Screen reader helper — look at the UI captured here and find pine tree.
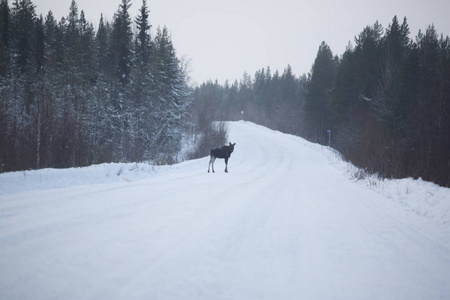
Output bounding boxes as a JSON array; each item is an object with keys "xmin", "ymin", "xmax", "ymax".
[
  {"xmin": 0, "ymin": 0, "xmax": 11, "ymax": 172},
  {"xmin": 279, "ymin": 65, "xmax": 301, "ymax": 133},
  {"xmin": 384, "ymin": 16, "xmax": 410, "ymax": 63},
  {"xmin": 304, "ymin": 41, "xmax": 337, "ymax": 143},
  {"xmin": 89, "ymin": 13, "xmax": 115, "ymax": 164},
  {"xmin": 355, "ymin": 21, "xmax": 383, "ymax": 100},
  {"xmin": 135, "ymin": 0, "xmax": 151, "ymax": 65},
  {"xmin": 412, "ymin": 25, "xmax": 444, "ymax": 182},
  {"xmin": 6, "ymin": 0, "xmax": 38, "ymax": 170},
  {"xmin": 110, "ymin": 0, "xmax": 132, "ymax": 86},
  {"xmin": 376, "ymin": 16, "xmax": 411, "ymax": 126},
  {"xmin": 130, "ymin": 0, "xmax": 153, "ymax": 161},
  {"xmin": 11, "ymin": 0, "xmax": 36, "ymax": 74},
  {"xmin": 106, "ymin": 0, "xmax": 134, "ymax": 160},
  {"xmin": 0, "ymin": 0, "xmax": 10, "ymax": 77},
  {"xmin": 96, "ymin": 14, "xmax": 110, "ymax": 76},
  {"xmin": 153, "ymin": 26, "xmax": 190, "ymax": 158},
  {"xmin": 66, "ymin": 0, "xmax": 79, "ymax": 46},
  {"xmin": 33, "ymin": 10, "xmax": 61, "ymax": 169}
]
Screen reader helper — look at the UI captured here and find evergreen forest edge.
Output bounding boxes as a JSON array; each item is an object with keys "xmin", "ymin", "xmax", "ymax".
[
  {"xmin": 1, "ymin": 1, "xmax": 449, "ymax": 188},
  {"xmin": 192, "ymin": 16, "xmax": 450, "ymax": 188}
]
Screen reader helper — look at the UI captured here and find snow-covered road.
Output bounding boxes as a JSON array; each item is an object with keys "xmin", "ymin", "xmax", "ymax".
[{"xmin": 1, "ymin": 121, "xmax": 450, "ymax": 299}]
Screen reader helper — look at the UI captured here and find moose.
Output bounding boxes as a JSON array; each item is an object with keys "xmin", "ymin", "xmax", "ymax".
[{"xmin": 208, "ymin": 142, "xmax": 236, "ymax": 173}]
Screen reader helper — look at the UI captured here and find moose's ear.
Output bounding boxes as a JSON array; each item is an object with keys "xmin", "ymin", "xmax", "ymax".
[{"xmin": 233, "ymin": 143, "xmax": 236, "ymax": 146}]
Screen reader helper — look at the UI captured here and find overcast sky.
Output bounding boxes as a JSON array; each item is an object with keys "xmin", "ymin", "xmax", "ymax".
[{"xmin": 29, "ymin": 0, "xmax": 450, "ymax": 85}]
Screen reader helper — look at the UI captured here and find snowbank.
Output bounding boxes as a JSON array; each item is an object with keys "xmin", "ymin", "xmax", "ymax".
[{"xmin": 0, "ymin": 162, "xmax": 171, "ymax": 195}]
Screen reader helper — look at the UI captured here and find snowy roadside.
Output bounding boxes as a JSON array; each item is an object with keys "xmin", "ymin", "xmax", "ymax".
[
  {"xmin": 251, "ymin": 125, "xmax": 450, "ymax": 226},
  {"xmin": 0, "ymin": 132, "xmax": 199, "ymax": 196},
  {"xmin": 357, "ymin": 174, "xmax": 450, "ymax": 225},
  {"xmin": 320, "ymin": 145, "xmax": 450, "ymax": 225},
  {"xmin": 0, "ymin": 162, "xmax": 176, "ymax": 196}
]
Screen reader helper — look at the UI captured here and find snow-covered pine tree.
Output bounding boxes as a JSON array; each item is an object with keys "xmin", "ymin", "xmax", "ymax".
[
  {"xmin": 129, "ymin": 0, "xmax": 154, "ymax": 161},
  {"xmin": 6, "ymin": 0, "xmax": 38, "ymax": 170},
  {"xmin": 87, "ymin": 14, "xmax": 116, "ymax": 164},
  {"xmin": 35, "ymin": 11, "xmax": 61, "ymax": 169},
  {"xmin": 135, "ymin": 0, "xmax": 151, "ymax": 66},
  {"xmin": 108, "ymin": 0, "xmax": 134, "ymax": 161},
  {"xmin": 152, "ymin": 26, "xmax": 190, "ymax": 160}
]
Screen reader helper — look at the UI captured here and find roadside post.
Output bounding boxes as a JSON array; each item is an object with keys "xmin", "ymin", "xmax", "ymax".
[{"xmin": 327, "ymin": 129, "xmax": 331, "ymax": 147}]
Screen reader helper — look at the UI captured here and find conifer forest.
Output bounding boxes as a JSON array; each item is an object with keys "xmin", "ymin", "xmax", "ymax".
[
  {"xmin": 192, "ymin": 17, "xmax": 450, "ymax": 187},
  {"xmin": 1, "ymin": 1, "xmax": 449, "ymax": 187},
  {"xmin": 0, "ymin": 0, "xmax": 190, "ymax": 171}
]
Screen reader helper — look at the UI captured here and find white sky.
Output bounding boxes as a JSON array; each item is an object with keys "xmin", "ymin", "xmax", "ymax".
[{"xmin": 28, "ymin": 0, "xmax": 450, "ymax": 85}]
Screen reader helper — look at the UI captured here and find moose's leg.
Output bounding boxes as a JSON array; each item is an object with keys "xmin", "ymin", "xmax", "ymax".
[
  {"xmin": 224, "ymin": 157, "xmax": 229, "ymax": 173},
  {"xmin": 208, "ymin": 155, "xmax": 216, "ymax": 173}
]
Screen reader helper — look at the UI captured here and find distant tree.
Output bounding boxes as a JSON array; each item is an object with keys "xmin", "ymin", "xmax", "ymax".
[
  {"xmin": 304, "ymin": 41, "xmax": 337, "ymax": 143},
  {"xmin": 278, "ymin": 65, "xmax": 304, "ymax": 134}
]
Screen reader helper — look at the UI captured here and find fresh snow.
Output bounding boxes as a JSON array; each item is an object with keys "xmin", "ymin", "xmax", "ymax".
[{"xmin": 1, "ymin": 121, "xmax": 450, "ymax": 300}]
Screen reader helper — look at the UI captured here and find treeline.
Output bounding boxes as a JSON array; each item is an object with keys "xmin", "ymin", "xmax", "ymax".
[
  {"xmin": 188, "ymin": 66, "xmax": 307, "ymax": 159},
  {"xmin": 0, "ymin": 0, "xmax": 190, "ymax": 172},
  {"xmin": 193, "ymin": 16, "xmax": 450, "ymax": 187},
  {"xmin": 191, "ymin": 66, "xmax": 307, "ymax": 137}
]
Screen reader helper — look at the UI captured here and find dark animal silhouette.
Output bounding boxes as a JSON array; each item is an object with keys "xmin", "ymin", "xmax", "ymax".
[{"xmin": 208, "ymin": 142, "xmax": 236, "ymax": 173}]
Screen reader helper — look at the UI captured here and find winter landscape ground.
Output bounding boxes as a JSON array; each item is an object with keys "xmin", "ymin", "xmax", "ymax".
[{"xmin": 1, "ymin": 121, "xmax": 450, "ymax": 300}]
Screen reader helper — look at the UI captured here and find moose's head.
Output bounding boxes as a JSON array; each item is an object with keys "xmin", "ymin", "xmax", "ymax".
[{"xmin": 229, "ymin": 142, "xmax": 236, "ymax": 153}]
